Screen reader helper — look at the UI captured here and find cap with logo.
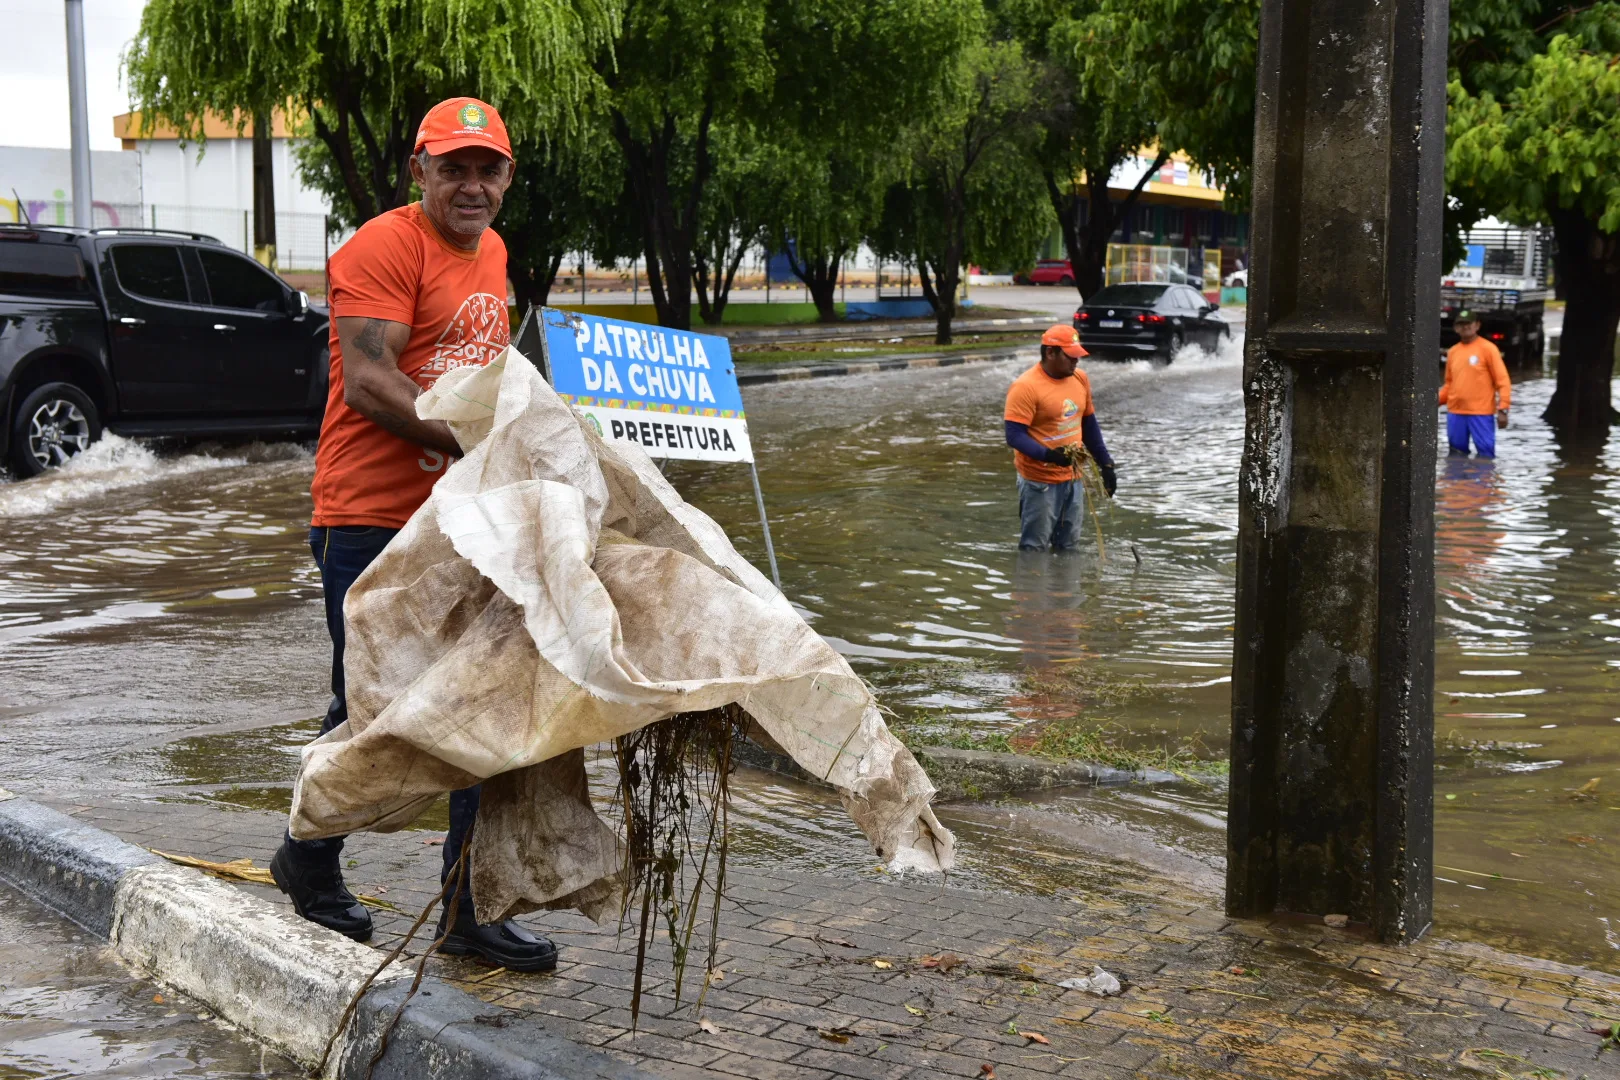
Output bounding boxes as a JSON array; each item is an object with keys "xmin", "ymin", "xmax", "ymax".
[
  {"xmin": 415, "ymin": 97, "xmax": 512, "ymax": 160},
  {"xmin": 1041, "ymin": 323, "xmax": 1089, "ymax": 358},
  {"xmin": 1454, "ymin": 309, "xmax": 1477, "ymax": 324}
]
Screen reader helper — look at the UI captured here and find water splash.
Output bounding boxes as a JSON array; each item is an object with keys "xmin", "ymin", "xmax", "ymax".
[{"xmin": 0, "ymin": 435, "xmax": 310, "ymax": 518}]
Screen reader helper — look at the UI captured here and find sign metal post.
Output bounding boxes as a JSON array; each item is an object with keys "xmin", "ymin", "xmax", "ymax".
[{"xmin": 512, "ymin": 305, "xmax": 784, "ymax": 592}]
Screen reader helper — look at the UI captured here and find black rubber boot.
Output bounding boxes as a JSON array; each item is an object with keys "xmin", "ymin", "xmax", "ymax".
[
  {"xmin": 437, "ymin": 901, "xmax": 558, "ymax": 972},
  {"xmin": 269, "ymin": 841, "xmax": 373, "ymax": 942}
]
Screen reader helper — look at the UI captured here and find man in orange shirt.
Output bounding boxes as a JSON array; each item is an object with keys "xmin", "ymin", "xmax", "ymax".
[
  {"xmin": 1003, "ymin": 325, "xmax": 1117, "ymax": 550},
  {"xmin": 1440, "ymin": 309, "xmax": 1511, "ymax": 457},
  {"xmin": 270, "ymin": 98, "xmax": 555, "ymax": 972}
]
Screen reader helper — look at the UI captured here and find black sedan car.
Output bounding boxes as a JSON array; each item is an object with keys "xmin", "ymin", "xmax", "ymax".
[{"xmin": 1073, "ymin": 282, "xmax": 1230, "ymax": 360}]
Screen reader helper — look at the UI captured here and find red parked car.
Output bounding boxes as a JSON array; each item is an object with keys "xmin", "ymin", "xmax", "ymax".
[{"xmin": 1023, "ymin": 259, "xmax": 1076, "ymax": 286}]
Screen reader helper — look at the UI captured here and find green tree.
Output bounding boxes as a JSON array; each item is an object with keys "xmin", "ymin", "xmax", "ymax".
[
  {"xmin": 870, "ymin": 38, "xmax": 1052, "ymax": 345},
  {"xmin": 1449, "ymin": 5, "xmax": 1620, "ymax": 433},
  {"xmin": 1001, "ymin": 0, "xmax": 1259, "ymax": 299},
  {"xmin": 598, "ymin": 0, "xmax": 976, "ymax": 330},
  {"xmin": 503, "ymin": 132, "xmax": 632, "ymax": 311},
  {"xmin": 773, "ymin": 143, "xmax": 890, "ymax": 323},
  {"xmin": 125, "ymin": 0, "xmax": 615, "ymax": 222},
  {"xmin": 765, "ymin": 0, "xmax": 979, "ymax": 323},
  {"xmin": 691, "ymin": 124, "xmax": 788, "ymax": 326}
]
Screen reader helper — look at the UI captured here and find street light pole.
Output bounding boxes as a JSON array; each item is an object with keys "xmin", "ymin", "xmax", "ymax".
[
  {"xmin": 1227, "ymin": 0, "xmax": 1447, "ymax": 944},
  {"xmin": 64, "ymin": 0, "xmax": 93, "ymax": 228}
]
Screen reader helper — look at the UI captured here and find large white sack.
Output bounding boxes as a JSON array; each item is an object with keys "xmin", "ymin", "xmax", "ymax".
[{"xmin": 288, "ymin": 346, "xmax": 954, "ymax": 923}]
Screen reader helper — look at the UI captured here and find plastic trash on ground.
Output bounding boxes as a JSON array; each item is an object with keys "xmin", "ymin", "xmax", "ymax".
[
  {"xmin": 287, "ymin": 346, "xmax": 954, "ymax": 923},
  {"xmin": 1058, "ymin": 965, "xmax": 1123, "ymax": 996}
]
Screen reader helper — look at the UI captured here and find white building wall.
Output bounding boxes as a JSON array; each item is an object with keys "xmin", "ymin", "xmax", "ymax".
[
  {"xmin": 131, "ymin": 137, "xmax": 329, "ymax": 215},
  {"xmin": 0, "ymin": 146, "xmax": 143, "ymax": 224}
]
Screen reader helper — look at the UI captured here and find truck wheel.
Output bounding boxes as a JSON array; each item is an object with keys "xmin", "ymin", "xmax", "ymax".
[{"xmin": 8, "ymin": 382, "xmax": 102, "ymax": 477}]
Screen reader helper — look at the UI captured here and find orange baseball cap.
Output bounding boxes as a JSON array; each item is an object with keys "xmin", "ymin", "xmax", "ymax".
[
  {"xmin": 415, "ymin": 97, "xmax": 512, "ymax": 160},
  {"xmin": 1041, "ymin": 323, "xmax": 1088, "ymax": 358}
]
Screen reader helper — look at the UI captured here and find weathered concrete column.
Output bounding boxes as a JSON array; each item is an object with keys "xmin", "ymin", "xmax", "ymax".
[{"xmin": 1228, "ymin": 0, "xmax": 1447, "ymax": 943}]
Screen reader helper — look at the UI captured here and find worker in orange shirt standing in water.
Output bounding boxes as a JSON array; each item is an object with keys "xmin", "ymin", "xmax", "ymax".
[
  {"xmin": 1003, "ymin": 325, "xmax": 1117, "ymax": 550},
  {"xmin": 269, "ymin": 97, "xmax": 556, "ymax": 972},
  {"xmin": 1440, "ymin": 309, "xmax": 1511, "ymax": 457}
]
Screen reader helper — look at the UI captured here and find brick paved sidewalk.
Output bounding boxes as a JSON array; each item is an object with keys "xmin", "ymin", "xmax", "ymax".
[{"xmin": 46, "ymin": 793, "xmax": 1620, "ymax": 1080}]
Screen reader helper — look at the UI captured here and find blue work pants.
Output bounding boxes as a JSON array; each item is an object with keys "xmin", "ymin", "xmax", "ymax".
[{"xmin": 1447, "ymin": 412, "xmax": 1496, "ymax": 457}]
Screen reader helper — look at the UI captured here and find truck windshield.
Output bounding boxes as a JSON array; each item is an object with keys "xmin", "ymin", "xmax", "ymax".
[{"xmin": 0, "ymin": 242, "xmax": 89, "ymax": 297}]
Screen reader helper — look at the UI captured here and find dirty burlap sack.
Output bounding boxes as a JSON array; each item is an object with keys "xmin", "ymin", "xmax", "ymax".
[{"xmin": 288, "ymin": 345, "xmax": 955, "ymax": 924}]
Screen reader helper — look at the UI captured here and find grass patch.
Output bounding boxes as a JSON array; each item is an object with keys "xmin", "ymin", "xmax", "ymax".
[
  {"xmin": 881, "ymin": 658, "xmax": 1229, "ymax": 781},
  {"xmin": 1020, "ymin": 717, "xmax": 1227, "ymax": 780},
  {"xmin": 885, "ymin": 709, "xmax": 1226, "ymax": 781}
]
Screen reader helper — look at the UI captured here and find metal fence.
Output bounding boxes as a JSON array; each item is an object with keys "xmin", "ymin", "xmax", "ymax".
[{"xmin": 143, "ymin": 206, "xmax": 352, "ymax": 271}]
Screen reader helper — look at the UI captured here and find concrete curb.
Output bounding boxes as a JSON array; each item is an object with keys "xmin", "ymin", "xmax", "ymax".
[
  {"xmin": 731, "ymin": 739, "xmax": 1184, "ymax": 801},
  {"xmin": 0, "ymin": 787, "xmax": 653, "ymax": 1080},
  {"xmin": 737, "ymin": 348, "xmax": 1021, "ymax": 386}
]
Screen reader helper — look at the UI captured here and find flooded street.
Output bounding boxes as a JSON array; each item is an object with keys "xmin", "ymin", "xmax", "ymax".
[
  {"xmin": 0, "ymin": 881, "xmax": 296, "ymax": 1077},
  {"xmin": 1, "ymin": 342, "xmax": 1616, "ymax": 971}
]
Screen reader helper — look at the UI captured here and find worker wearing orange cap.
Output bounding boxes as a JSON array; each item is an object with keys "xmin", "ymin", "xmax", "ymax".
[
  {"xmin": 272, "ymin": 98, "xmax": 556, "ymax": 972},
  {"xmin": 1440, "ymin": 309, "xmax": 1511, "ymax": 457},
  {"xmin": 1003, "ymin": 325, "xmax": 1117, "ymax": 551}
]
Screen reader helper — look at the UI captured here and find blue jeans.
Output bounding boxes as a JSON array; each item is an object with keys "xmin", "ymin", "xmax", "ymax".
[
  {"xmin": 284, "ymin": 525, "xmax": 481, "ymax": 900},
  {"xmin": 1017, "ymin": 476, "xmax": 1083, "ymax": 551},
  {"xmin": 1447, "ymin": 412, "xmax": 1496, "ymax": 457}
]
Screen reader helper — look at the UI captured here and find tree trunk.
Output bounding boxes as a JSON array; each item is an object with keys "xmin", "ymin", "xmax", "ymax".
[
  {"xmin": 512, "ymin": 251, "xmax": 564, "ymax": 310},
  {"xmin": 611, "ymin": 105, "xmax": 713, "ymax": 331},
  {"xmin": 307, "ymin": 91, "xmax": 425, "ymax": 224},
  {"xmin": 251, "ymin": 109, "xmax": 276, "ymax": 267},
  {"xmin": 1058, "ymin": 149, "xmax": 1169, "ymax": 300},
  {"xmin": 1543, "ymin": 207, "xmax": 1620, "ymax": 434},
  {"xmin": 1043, "ymin": 170, "xmax": 1085, "ymax": 300},
  {"xmin": 693, "ymin": 230, "xmax": 753, "ymax": 326},
  {"xmin": 786, "ymin": 247, "xmax": 843, "ymax": 322}
]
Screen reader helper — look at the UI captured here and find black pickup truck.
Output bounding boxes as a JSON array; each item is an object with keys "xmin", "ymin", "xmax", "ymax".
[{"xmin": 1, "ymin": 223, "xmax": 329, "ymax": 477}]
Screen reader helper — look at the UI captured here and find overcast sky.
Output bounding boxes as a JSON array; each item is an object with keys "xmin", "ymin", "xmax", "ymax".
[{"xmin": 1, "ymin": 0, "xmax": 148, "ymax": 151}]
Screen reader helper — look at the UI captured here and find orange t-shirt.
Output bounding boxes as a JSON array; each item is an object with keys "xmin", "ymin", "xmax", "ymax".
[
  {"xmin": 311, "ymin": 204, "xmax": 510, "ymax": 528},
  {"xmin": 1439, "ymin": 338, "xmax": 1510, "ymax": 416},
  {"xmin": 1003, "ymin": 363, "xmax": 1095, "ymax": 483}
]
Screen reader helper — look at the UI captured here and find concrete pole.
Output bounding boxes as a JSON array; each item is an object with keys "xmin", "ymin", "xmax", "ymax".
[
  {"xmin": 64, "ymin": 0, "xmax": 93, "ymax": 228},
  {"xmin": 1227, "ymin": 0, "xmax": 1448, "ymax": 943}
]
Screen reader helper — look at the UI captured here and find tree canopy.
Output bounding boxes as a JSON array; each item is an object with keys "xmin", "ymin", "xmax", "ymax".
[
  {"xmin": 1448, "ymin": 1, "xmax": 1620, "ymax": 432},
  {"xmin": 996, "ymin": 0, "xmax": 1258, "ymax": 298},
  {"xmin": 125, "ymin": 0, "xmax": 617, "ymax": 220}
]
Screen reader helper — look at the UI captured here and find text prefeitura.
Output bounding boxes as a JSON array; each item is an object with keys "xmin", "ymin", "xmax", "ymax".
[{"xmin": 574, "ymin": 321, "xmax": 719, "ymax": 404}]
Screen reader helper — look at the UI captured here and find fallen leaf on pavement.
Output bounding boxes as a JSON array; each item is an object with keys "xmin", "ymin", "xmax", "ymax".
[
  {"xmin": 818, "ymin": 1027, "xmax": 855, "ymax": 1044},
  {"xmin": 1022, "ymin": 1031, "xmax": 1050, "ymax": 1045},
  {"xmin": 873, "ymin": 960, "xmax": 893, "ymax": 970},
  {"xmin": 904, "ymin": 1004, "xmax": 926, "ymax": 1016},
  {"xmin": 979, "ymin": 1065, "xmax": 997, "ymax": 1078},
  {"xmin": 920, "ymin": 953, "xmax": 961, "ymax": 972},
  {"xmin": 699, "ymin": 1019, "xmax": 719, "ymax": 1035}
]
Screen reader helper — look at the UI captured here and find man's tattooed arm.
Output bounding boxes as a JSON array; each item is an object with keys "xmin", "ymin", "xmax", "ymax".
[{"xmin": 335, "ymin": 316, "xmax": 461, "ymax": 454}]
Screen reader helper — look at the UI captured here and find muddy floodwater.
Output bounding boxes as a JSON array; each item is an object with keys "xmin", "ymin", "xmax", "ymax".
[
  {"xmin": 0, "ymin": 881, "xmax": 296, "ymax": 1077},
  {"xmin": 1, "ymin": 345, "xmax": 1616, "ymax": 973}
]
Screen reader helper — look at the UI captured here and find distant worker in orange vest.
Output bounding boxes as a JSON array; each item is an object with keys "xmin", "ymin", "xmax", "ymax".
[
  {"xmin": 1439, "ymin": 309, "xmax": 1511, "ymax": 457},
  {"xmin": 1003, "ymin": 325, "xmax": 1117, "ymax": 551}
]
